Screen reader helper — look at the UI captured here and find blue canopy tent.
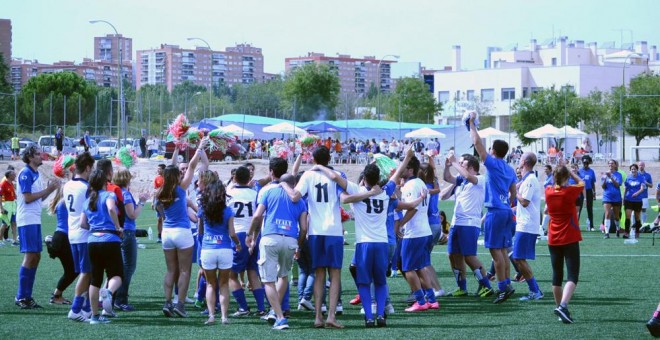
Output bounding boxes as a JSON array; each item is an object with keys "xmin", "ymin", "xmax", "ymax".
[{"xmin": 304, "ymin": 122, "xmax": 347, "ymax": 133}]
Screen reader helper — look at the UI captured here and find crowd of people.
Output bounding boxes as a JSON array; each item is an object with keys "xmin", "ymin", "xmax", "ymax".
[{"xmin": 3, "ymin": 115, "xmax": 659, "ymax": 334}]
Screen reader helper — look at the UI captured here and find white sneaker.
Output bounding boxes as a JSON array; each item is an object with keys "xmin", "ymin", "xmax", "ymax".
[
  {"xmin": 100, "ymin": 289, "xmax": 113, "ymax": 315},
  {"xmin": 101, "ymin": 309, "xmax": 117, "ymax": 318},
  {"xmin": 172, "ymin": 295, "xmax": 178, "ymax": 304},
  {"xmin": 434, "ymin": 289, "xmax": 446, "ymax": 298},
  {"xmin": 385, "ymin": 303, "xmax": 395, "ymax": 315},
  {"xmin": 67, "ymin": 309, "xmax": 89, "ymax": 322},
  {"xmin": 82, "ymin": 310, "xmax": 92, "ymax": 320},
  {"xmin": 185, "ymin": 297, "xmax": 194, "ymax": 304},
  {"xmin": 299, "ymin": 298, "xmax": 313, "ymax": 311}
]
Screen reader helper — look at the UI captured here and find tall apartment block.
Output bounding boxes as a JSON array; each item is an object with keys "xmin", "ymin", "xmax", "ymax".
[
  {"xmin": 0, "ymin": 19, "xmax": 12, "ymax": 71},
  {"xmin": 284, "ymin": 53, "xmax": 397, "ymax": 95},
  {"xmin": 94, "ymin": 34, "xmax": 132, "ymax": 63},
  {"xmin": 136, "ymin": 43, "xmax": 265, "ymax": 92}
]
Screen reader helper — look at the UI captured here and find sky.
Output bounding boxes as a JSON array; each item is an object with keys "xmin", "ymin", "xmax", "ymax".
[{"xmin": 4, "ymin": 0, "xmax": 659, "ymax": 74}]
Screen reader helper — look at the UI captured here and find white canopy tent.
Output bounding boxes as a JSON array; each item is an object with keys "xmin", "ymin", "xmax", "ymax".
[
  {"xmin": 524, "ymin": 124, "xmax": 562, "ymax": 139},
  {"xmin": 556, "ymin": 125, "xmax": 587, "ymax": 138},
  {"xmin": 404, "ymin": 127, "xmax": 447, "ymax": 139},
  {"xmin": 262, "ymin": 122, "xmax": 304, "ymax": 135},
  {"xmin": 219, "ymin": 124, "xmax": 254, "ymax": 138},
  {"xmin": 478, "ymin": 127, "xmax": 508, "ymax": 138}
]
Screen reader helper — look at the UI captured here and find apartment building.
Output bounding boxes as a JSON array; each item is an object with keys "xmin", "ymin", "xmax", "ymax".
[
  {"xmin": 284, "ymin": 53, "xmax": 397, "ymax": 95},
  {"xmin": 10, "ymin": 58, "xmax": 133, "ymax": 91},
  {"xmin": 0, "ymin": 19, "xmax": 11, "ymax": 67},
  {"xmin": 94, "ymin": 34, "xmax": 132, "ymax": 63},
  {"xmin": 434, "ymin": 37, "xmax": 659, "ymax": 130},
  {"xmin": 136, "ymin": 43, "xmax": 265, "ymax": 92}
]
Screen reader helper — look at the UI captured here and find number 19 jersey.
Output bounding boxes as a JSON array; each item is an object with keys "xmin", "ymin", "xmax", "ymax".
[
  {"xmin": 63, "ymin": 178, "xmax": 90, "ymax": 244},
  {"xmin": 227, "ymin": 185, "xmax": 257, "ymax": 233},
  {"xmin": 295, "ymin": 169, "xmax": 345, "ymax": 236},
  {"xmin": 346, "ymin": 180, "xmax": 396, "ymax": 243}
]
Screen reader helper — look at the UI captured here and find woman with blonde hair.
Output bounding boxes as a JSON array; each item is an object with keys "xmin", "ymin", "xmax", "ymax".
[{"xmin": 113, "ymin": 169, "xmax": 149, "ymax": 311}]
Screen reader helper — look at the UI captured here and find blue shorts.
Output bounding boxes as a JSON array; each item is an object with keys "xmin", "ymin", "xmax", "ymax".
[
  {"xmin": 309, "ymin": 235, "xmax": 343, "ymax": 270},
  {"xmin": 232, "ymin": 232, "xmax": 259, "ymax": 272},
  {"xmin": 401, "ymin": 236, "xmax": 431, "ymax": 272},
  {"xmin": 512, "ymin": 231, "xmax": 537, "ymax": 260},
  {"xmin": 354, "ymin": 242, "xmax": 388, "ymax": 286},
  {"xmin": 18, "ymin": 224, "xmax": 42, "ymax": 253},
  {"xmin": 447, "ymin": 225, "xmax": 480, "ymax": 256},
  {"xmin": 71, "ymin": 243, "xmax": 91, "ymax": 273},
  {"xmin": 484, "ymin": 209, "xmax": 514, "ymax": 249}
]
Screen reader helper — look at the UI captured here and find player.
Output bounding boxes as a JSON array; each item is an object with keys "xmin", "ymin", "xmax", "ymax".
[{"xmin": 601, "ymin": 160, "xmax": 623, "ymax": 238}]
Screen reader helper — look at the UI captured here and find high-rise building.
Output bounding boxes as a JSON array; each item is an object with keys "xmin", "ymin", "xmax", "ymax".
[
  {"xmin": 94, "ymin": 34, "xmax": 132, "ymax": 63},
  {"xmin": 284, "ymin": 53, "xmax": 397, "ymax": 95},
  {"xmin": 0, "ymin": 19, "xmax": 11, "ymax": 70},
  {"xmin": 136, "ymin": 43, "xmax": 265, "ymax": 92}
]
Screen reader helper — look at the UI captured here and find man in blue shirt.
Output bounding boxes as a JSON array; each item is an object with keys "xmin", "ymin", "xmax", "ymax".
[
  {"xmin": 248, "ymin": 158, "xmax": 308, "ymax": 330},
  {"xmin": 467, "ymin": 112, "xmax": 517, "ymax": 304},
  {"xmin": 579, "ymin": 157, "xmax": 596, "ymax": 231}
]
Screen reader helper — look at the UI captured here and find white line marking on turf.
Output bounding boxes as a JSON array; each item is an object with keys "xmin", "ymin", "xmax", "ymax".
[{"xmin": 342, "ymin": 247, "xmax": 660, "ymax": 257}]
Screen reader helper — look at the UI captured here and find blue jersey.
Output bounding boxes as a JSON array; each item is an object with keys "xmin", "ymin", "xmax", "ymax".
[
  {"xmin": 55, "ymin": 201, "xmax": 68, "ymax": 234},
  {"xmin": 601, "ymin": 171, "xmax": 623, "ymax": 203},
  {"xmin": 483, "ymin": 155, "xmax": 516, "ymax": 210},
  {"xmin": 122, "ymin": 188, "xmax": 137, "ymax": 231},
  {"xmin": 386, "ymin": 197, "xmax": 398, "ymax": 245},
  {"xmin": 426, "ymin": 182, "xmax": 440, "ymax": 225},
  {"xmin": 543, "ymin": 175, "xmax": 554, "ymax": 188},
  {"xmin": 639, "ymin": 172, "xmax": 652, "ymax": 199},
  {"xmin": 258, "ymin": 186, "xmax": 307, "ymax": 238},
  {"xmin": 578, "ymin": 168, "xmax": 596, "ymax": 190},
  {"xmin": 162, "ymin": 186, "xmax": 189, "ymax": 229},
  {"xmin": 624, "ymin": 174, "xmax": 643, "ymax": 202},
  {"xmin": 84, "ymin": 190, "xmax": 121, "ymax": 243},
  {"xmin": 200, "ymin": 206, "xmax": 234, "ymax": 250}
]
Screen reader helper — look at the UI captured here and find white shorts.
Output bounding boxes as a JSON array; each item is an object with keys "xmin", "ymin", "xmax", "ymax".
[
  {"xmin": 162, "ymin": 228, "xmax": 194, "ymax": 250},
  {"xmin": 200, "ymin": 248, "xmax": 233, "ymax": 270},
  {"xmin": 642, "ymin": 198, "xmax": 649, "ymax": 209},
  {"xmin": 257, "ymin": 234, "xmax": 298, "ymax": 283}
]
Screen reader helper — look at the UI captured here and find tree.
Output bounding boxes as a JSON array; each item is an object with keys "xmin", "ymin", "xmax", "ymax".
[
  {"xmin": 171, "ymin": 81, "xmax": 207, "ymax": 115},
  {"xmin": 383, "ymin": 77, "xmax": 441, "ymax": 124},
  {"xmin": 575, "ymin": 90, "xmax": 616, "ymax": 153},
  {"xmin": 511, "ymin": 85, "xmax": 579, "ymax": 146},
  {"xmin": 0, "ymin": 53, "xmax": 13, "ymax": 139},
  {"xmin": 18, "ymin": 72, "xmax": 97, "ymax": 135},
  {"xmin": 620, "ymin": 73, "xmax": 660, "ymax": 158},
  {"xmin": 282, "ymin": 63, "xmax": 340, "ymax": 121}
]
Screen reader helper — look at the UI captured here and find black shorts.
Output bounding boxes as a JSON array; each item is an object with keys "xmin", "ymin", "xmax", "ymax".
[
  {"xmin": 603, "ymin": 201, "xmax": 622, "ymax": 208},
  {"xmin": 624, "ymin": 200, "xmax": 642, "ymax": 212},
  {"xmin": 88, "ymin": 242, "xmax": 124, "ymax": 287}
]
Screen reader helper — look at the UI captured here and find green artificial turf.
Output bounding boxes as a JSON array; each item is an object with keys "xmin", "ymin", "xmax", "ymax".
[{"xmin": 0, "ymin": 200, "xmax": 658, "ymax": 339}]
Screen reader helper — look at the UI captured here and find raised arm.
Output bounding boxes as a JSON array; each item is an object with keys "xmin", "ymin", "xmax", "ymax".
[
  {"xmin": 181, "ymin": 139, "xmax": 208, "ymax": 190},
  {"xmin": 449, "ymin": 152, "xmax": 478, "ymax": 185},
  {"xmin": 171, "ymin": 146, "xmax": 180, "ymax": 166},
  {"xmin": 468, "ymin": 113, "xmax": 487, "ymax": 161},
  {"xmin": 291, "ymin": 153, "xmax": 303, "ymax": 175},
  {"xmin": 390, "ymin": 146, "xmax": 415, "ymax": 184},
  {"xmin": 443, "ymin": 156, "xmax": 457, "ymax": 185}
]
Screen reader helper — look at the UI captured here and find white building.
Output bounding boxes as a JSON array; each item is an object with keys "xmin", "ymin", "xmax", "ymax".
[{"xmin": 434, "ymin": 37, "xmax": 658, "ymax": 131}]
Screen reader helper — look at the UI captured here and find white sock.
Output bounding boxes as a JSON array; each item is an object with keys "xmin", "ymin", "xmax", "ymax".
[{"xmin": 605, "ymin": 220, "xmax": 611, "ymax": 234}]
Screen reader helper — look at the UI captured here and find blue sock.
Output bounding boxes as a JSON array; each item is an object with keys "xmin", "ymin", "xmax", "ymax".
[
  {"xmin": 232, "ymin": 289, "xmax": 249, "ymax": 311},
  {"xmin": 174, "ymin": 284, "xmax": 178, "ymax": 296},
  {"xmin": 281, "ymin": 285, "xmax": 290, "ymax": 311},
  {"xmin": 474, "ymin": 268, "xmax": 492, "ymax": 289},
  {"xmin": 375, "ymin": 284, "xmax": 387, "ymax": 317},
  {"xmin": 480, "ymin": 278, "xmax": 492, "ymax": 289},
  {"xmin": 26, "ymin": 267, "xmax": 37, "ymax": 298},
  {"xmin": 16, "ymin": 266, "xmax": 28, "ymax": 299},
  {"xmin": 452, "ymin": 269, "xmax": 461, "ymax": 288},
  {"xmin": 414, "ymin": 289, "xmax": 425, "ymax": 305},
  {"xmin": 425, "ymin": 288, "xmax": 436, "ymax": 303},
  {"xmin": 385, "ymin": 285, "xmax": 391, "ymax": 306},
  {"xmin": 82, "ymin": 293, "xmax": 91, "ymax": 312},
  {"xmin": 252, "ymin": 288, "xmax": 265, "ymax": 312},
  {"xmin": 505, "ymin": 278, "xmax": 511, "ymax": 286},
  {"xmin": 197, "ymin": 276, "xmax": 207, "ymax": 302},
  {"xmin": 72, "ymin": 296, "xmax": 84, "ymax": 313},
  {"xmin": 527, "ymin": 277, "xmax": 539, "ymax": 293},
  {"xmin": 458, "ymin": 278, "xmax": 467, "ymax": 291},
  {"xmin": 498, "ymin": 280, "xmax": 507, "ymax": 292},
  {"xmin": 358, "ymin": 284, "xmax": 373, "ymax": 320}
]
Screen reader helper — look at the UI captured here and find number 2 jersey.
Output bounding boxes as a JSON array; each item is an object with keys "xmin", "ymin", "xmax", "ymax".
[
  {"xmin": 63, "ymin": 178, "xmax": 90, "ymax": 244},
  {"xmin": 226, "ymin": 185, "xmax": 257, "ymax": 234},
  {"xmin": 295, "ymin": 169, "xmax": 346, "ymax": 237},
  {"xmin": 346, "ymin": 180, "xmax": 396, "ymax": 243}
]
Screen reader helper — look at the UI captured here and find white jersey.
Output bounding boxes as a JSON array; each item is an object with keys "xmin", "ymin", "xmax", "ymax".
[
  {"xmin": 16, "ymin": 166, "xmax": 44, "ymax": 226},
  {"xmin": 63, "ymin": 178, "xmax": 90, "ymax": 244},
  {"xmin": 227, "ymin": 185, "xmax": 257, "ymax": 234},
  {"xmin": 295, "ymin": 169, "xmax": 344, "ymax": 236},
  {"xmin": 452, "ymin": 175, "xmax": 486, "ymax": 228},
  {"xmin": 401, "ymin": 177, "xmax": 431, "ymax": 239},
  {"xmin": 346, "ymin": 181, "xmax": 395, "ymax": 243},
  {"xmin": 516, "ymin": 172, "xmax": 541, "ymax": 234}
]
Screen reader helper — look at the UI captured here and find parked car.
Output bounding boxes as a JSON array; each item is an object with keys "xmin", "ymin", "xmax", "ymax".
[
  {"xmin": 18, "ymin": 140, "xmax": 36, "ymax": 156},
  {"xmin": 164, "ymin": 141, "xmax": 242, "ymax": 162},
  {"xmin": 38, "ymin": 135, "xmax": 77, "ymax": 155},
  {"xmin": 97, "ymin": 140, "xmax": 119, "ymax": 158},
  {"xmin": 121, "ymin": 138, "xmax": 142, "ymax": 157},
  {"xmin": 0, "ymin": 141, "xmax": 12, "ymax": 159},
  {"xmin": 73, "ymin": 139, "xmax": 99, "ymax": 158},
  {"xmin": 91, "ymin": 135, "xmax": 110, "ymax": 144}
]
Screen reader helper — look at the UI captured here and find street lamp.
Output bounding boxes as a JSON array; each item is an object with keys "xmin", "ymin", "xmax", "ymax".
[
  {"xmin": 187, "ymin": 37, "xmax": 214, "ymax": 120},
  {"xmin": 376, "ymin": 55, "xmax": 399, "ymax": 120},
  {"xmin": 620, "ymin": 52, "xmax": 643, "ymax": 164},
  {"xmin": 90, "ymin": 19, "xmax": 125, "ymax": 143}
]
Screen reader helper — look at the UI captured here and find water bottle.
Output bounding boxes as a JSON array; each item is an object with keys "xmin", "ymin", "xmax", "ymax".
[
  {"xmin": 624, "ymin": 228, "xmax": 638, "ymax": 245},
  {"xmin": 148, "ymin": 227, "xmax": 153, "ymax": 241}
]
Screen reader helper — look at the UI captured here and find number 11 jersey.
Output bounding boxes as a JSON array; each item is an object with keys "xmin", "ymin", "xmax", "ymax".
[{"xmin": 296, "ymin": 169, "xmax": 345, "ymax": 236}]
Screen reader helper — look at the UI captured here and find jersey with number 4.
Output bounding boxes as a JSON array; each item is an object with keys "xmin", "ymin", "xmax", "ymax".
[
  {"xmin": 296, "ymin": 169, "xmax": 345, "ymax": 236},
  {"xmin": 346, "ymin": 180, "xmax": 396, "ymax": 243},
  {"xmin": 63, "ymin": 178, "xmax": 90, "ymax": 244},
  {"xmin": 227, "ymin": 185, "xmax": 257, "ymax": 234}
]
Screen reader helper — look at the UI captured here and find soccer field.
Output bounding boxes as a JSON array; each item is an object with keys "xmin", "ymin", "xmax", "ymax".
[{"xmin": 0, "ymin": 200, "xmax": 658, "ymax": 339}]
